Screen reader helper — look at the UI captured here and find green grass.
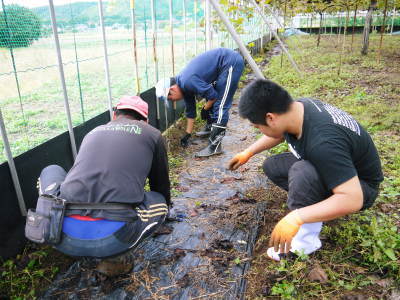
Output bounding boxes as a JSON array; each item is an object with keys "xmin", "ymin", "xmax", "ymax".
[
  {"xmin": 247, "ymin": 33, "xmax": 400, "ymax": 299},
  {"xmin": 0, "ymin": 245, "xmax": 72, "ymax": 300}
]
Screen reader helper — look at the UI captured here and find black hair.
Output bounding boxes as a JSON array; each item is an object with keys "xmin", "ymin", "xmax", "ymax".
[
  {"xmin": 114, "ymin": 108, "xmax": 147, "ymax": 121},
  {"xmin": 239, "ymin": 79, "xmax": 293, "ymax": 125}
]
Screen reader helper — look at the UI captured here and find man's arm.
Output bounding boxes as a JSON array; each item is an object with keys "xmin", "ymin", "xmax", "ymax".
[
  {"xmin": 187, "ymin": 75, "xmax": 219, "ymax": 101},
  {"xmin": 182, "ymin": 93, "xmax": 196, "ymax": 135},
  {"xmin": 148, "ymin": 135, "xmax": 171, "ymax": 205},
  {"xmin": 204, "ymin": 99, "xmax": 216, "ymax": 110},
  {"xmin": 228, "ymin": 135, "xmax": 284, "ymax": 170},
  {"xmin": 246, "ymin": 135, "xmax": 284, "ymax": 155},
  {"xmin": 269, "ymin": 175, "xmax": 363, "ymax": 253},
  {"xmin": 186, "ymin": 118, "xmax": 195, "ymax": 134},
  {"xmin": 298, "ymin": 175, "xmax": 363, "ymax": 222}
]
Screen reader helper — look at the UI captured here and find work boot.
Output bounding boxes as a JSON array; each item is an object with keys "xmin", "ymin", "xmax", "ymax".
[
  {"xmin": 196, "ymin": 108, "xmax": 213, "ymax": 138},
  {"xmin": 195, "ymin": 124, "xmax": 226, "ymax": 157},
  {"xmin": 95, "ymin": 250, "xmax": 135, "ymax": 277},
  {"xmin": 195, "ymin": 122, "xmax": 212, "ymax": 138}
]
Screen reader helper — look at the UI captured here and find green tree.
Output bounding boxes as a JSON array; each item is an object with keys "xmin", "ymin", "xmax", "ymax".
[{"xmin": 0, "ymin": 4, "xmax": 42, "ymax": 48}]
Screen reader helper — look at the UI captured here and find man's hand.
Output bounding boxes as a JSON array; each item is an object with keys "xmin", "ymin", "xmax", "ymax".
[
  {"xmin": 200, "ymin": 106, "xmax": 209, "ymax": 120},
  {"xmin": 269, "ymin": 210, "xmax": 304, "ymax": 253},
  {"xmin": 204, "ymin": 99, "xmax": 216, "ymax": 110},
  {"xmin": 228, "ymin": 149, "xmax": 253, "ymax": 170},
  {"xmin": 180, "ymin": 133, "xmax": 191, "ymax": 148}
]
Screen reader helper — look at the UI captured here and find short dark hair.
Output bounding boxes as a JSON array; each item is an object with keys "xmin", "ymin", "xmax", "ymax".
[
  {"xmin": 114, "ymin": 108, "xmax": 147, "ymax": 121},
  {"xmin": 239, "ymin": 79, "xmax": 293, "ymax": 125}
]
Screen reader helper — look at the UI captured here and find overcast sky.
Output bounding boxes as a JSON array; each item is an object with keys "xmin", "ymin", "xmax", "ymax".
[{"xmin": 9, "ymin": 0, "xmax": 98, "ymax": 8}]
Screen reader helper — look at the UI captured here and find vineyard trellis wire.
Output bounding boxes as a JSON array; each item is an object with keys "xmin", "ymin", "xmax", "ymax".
[
  {"xmin": 0, "ymin": 0, "xmax": 273, "ymax": 162},
  {"xmin": 0, "ymin": 0, "xmax": 277, "ymax": 216}
]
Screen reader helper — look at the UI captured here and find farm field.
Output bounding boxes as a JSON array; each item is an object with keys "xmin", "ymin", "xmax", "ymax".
[
  {"xmin": 1, "ymin": 33, "xmax": 399, "ymax": 299},
  {"xmin": 0, "ymin": 29, "xmax": 205, "ymax": 162}
]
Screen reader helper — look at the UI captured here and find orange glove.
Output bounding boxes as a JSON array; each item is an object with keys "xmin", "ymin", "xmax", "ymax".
[
  {"xmin": 269, "ymin": 210, "xmax": 304, "ymax": 253},
  {"xmin": 228, "ymin": 149, "xmax": 253, "ymax": 170}
]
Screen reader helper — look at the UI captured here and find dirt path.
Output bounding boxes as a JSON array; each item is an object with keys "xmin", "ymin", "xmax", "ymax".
[{"xmin": 41, "ymin": 54, "xmax": 283, "ymax": 299}]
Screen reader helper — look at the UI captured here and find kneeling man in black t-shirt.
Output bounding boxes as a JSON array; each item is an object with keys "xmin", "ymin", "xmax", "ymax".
[{"xmin": 228, "ymin": 79, "xmax": 383, "ymax": 261}]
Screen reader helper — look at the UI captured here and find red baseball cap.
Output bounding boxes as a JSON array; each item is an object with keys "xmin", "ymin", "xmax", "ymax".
[{"xmin": 115, "ymin": 95, "xmax": 148, "ymax": 119}]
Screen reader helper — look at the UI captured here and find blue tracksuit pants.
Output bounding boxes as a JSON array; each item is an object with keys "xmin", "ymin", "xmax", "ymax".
[{"xmin": 211, "ymin": 55, "xmax": 244, "ymax": 126}]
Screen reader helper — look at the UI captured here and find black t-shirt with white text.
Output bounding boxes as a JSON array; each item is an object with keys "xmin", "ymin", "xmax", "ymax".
[
  {"xmin": 284, "ymin": 99, "xmax": 383, "ymax": 191},
  {"xmin": 60, "ymin": 118, "xmax": 170, "ymax": 221}
]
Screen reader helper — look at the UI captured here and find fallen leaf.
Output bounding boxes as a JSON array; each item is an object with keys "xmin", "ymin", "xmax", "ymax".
[
  {"xmin": 353, "ymin": 266, "xmax": 367, "ymax": 274},
  {"xmin": 307, "ymin": 265, "xmax": 328, "ymax": 283},
  {"xmin": 153, "ymin": 224, "xmax": 174, "ymax": 236},
  {"xmin": 173, "ymin": 248, "xmax": 186, "ymax": 259},
  {"xmin": 374, "ymin": 278, "xmax": 393, "ymax": 288},
  {"xmin": 220, "ymin": 175, "xmax": 243, "ymax": 184},
  {"xmin": 211, "ymin": 239, "xmax": 233, "ymax": 251},
  {"xmin": 176, "ymin": 186, "xmax": 189, "ymax": 192},
  {"xmin": 239, "ymin": 166, "xmax": 250, "ymax": 172},
  {"xmin": 220, "ymin": 177, "xmax": 237, "ymax": 184},
  {"xmin": 240, "ymin": 197, "xmax": 257, "ymax": 204},
  {"xmin": 340, "ymin": 293, "xmax": 369, "ymax": 300},
  {"xmin": 189, "ymin": 209, "xmax": 199, "ymax": 217}
]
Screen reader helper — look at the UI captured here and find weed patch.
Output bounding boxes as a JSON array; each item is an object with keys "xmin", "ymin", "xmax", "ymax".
[{"xmin": 0, "ymin": 245, "xmax": 73, "ymax": 299}]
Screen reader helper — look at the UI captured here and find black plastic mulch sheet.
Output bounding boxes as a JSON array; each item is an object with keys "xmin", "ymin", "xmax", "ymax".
[{"xmin": 42, "ymin": 175, "xmax": 268, "ymax": 300}]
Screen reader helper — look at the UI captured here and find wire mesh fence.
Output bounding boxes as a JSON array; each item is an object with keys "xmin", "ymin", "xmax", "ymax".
[
  {"xmin": 295, "ymin": 11, "xmax": 400, "ymax": 29},
  {"xmin": 0, "ymin": 0, "xmax": 271, "ymax": 164}
]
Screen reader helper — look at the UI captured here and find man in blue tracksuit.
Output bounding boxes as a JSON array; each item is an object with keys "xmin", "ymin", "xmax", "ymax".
[{"xmin": 156, "ymin": 48, "xmax": 244, "ymax": 157}]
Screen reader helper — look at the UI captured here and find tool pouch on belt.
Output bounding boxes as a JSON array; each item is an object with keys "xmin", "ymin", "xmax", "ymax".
[
  {"xmin": 25, "ymin": 194, "xmax": 66, "ymax": 245},
  {"xmin": 25, "ymin": 195, "xmax": 134, "ymax": 245}
]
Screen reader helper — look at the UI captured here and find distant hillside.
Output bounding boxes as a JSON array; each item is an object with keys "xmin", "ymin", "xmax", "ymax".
[{"xmin": 32, "ymin": 0, "xmax": 203, "ymax": 27}]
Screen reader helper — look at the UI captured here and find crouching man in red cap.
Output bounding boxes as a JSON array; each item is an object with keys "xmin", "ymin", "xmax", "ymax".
[{"xmin": 34, "ymin": 96, "xmax": 170, "ymax": 276}]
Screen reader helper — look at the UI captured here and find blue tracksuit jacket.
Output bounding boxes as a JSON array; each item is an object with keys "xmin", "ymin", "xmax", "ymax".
[{"xmin": 175, "ymin": 48, "xmax": 244, "ymax": 126}]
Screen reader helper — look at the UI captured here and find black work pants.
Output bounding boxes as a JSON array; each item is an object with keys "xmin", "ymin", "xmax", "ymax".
[{"xmin": 262, "ymin": 153, "xmax": 378, "ymax": 210}]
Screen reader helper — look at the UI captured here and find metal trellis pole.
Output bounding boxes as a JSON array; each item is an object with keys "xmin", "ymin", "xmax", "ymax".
[
  {"xmin": 250, "ymin": 0, "xmax": 301, "ymax": 75},
  {"xmin": 97, "ymin": 0, "xmax": 113, "ymax": 118},
  {"xmin": 48, "ymin": 0, "xmax": 77, "ymax": 159},
  {"xmin": 168, "ymin": 0, "xmax": 177, "ymax": 115},
  {"xmin": 0, "ymin": 109, "xmax": 26, "ymax": 216},
  {"xmin": 143, "ymin": 2, "xmax": 149, "ymax": 89},
  {"xmin": 205, "ymin": 0, "xmax": 212, "ymax": 50},
  {"xmin": 150, "ymin": 0, "xmax": 161, "ymax": 128},
  {"xmin": 69, "ymin": 3, "xmax": 85, "ymax": 123},
  {"xmin": 183, "ymin": 0, "xmax": 187, "ymax": 63},
  {"xmin": 160, "ymin": 36, "xmax": 169, "ymax": 129},
  {"xmin": 130, "ymin": 0, "xmax": 141, "ymax": 94},
  {"xmin": 261, "ymin": 0, "xmax": 265, "ymax": 52},
  {"xmin": 208, "ymin": 0, "xmax": 265, "ymax": 79},
  {"xmin": 194, "ymin": 0, "xmax": 198, "ymax": 55},
  {"xmin": 169, "ymin": 0, "xmax": 175, "ymax": 75}
]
